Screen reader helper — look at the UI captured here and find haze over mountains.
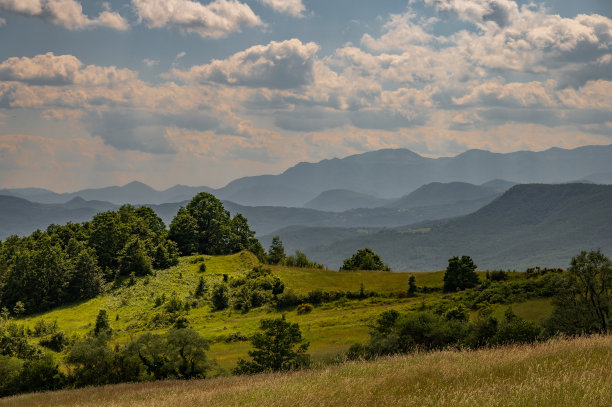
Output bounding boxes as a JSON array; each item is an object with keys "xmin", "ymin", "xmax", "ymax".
[
  {"xmin": 268, "ymin": 183, "xmax": 612, "ymax": 271},
  {"xmin": 1, "ymin": 145, "xmax": 611, "ymax": 270},
  {"xmin": 2, "ymin": 144, "xmax": 611, "ymax": 208}
]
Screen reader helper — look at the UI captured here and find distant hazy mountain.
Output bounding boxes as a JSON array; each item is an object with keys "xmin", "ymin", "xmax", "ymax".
[
  {"xmin": 212, "ymin": 144, "xmax": 612, "ymax": 206},
  {"xmin": 0, "ymin": 195, "xmax": 118, "ymax": 239},
  {"xmin": 0, "ymin": 182, "xmax": 213, "ymax": 205},
  {"xmin": 479, "ymin": 179, "xmax": 517, "ymax": 192},
  {"xmin": 386, "ymin": 182, "xmax": 500, "ymax": 209},
  {"xmin": 3, "ymin": 145, "xmax": 610, "ymax": 207},
  {"xmin": 286, "ymin": 183, "xmax": 612, "ymax": 271},
  {"xmin": 584, "ymin": 171, "xmax": 612, "ymax": 184},
  {"xmin": 304, "ymin": 189, "xmax": 393, "ymax": 212}
]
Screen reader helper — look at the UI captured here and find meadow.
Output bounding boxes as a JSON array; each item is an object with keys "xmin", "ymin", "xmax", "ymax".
[
  {"xmin": 17, "ymin": 252, "xmax": 553, "ymax": 371},
  {"xmin": 2, "ymin": 334, "xmax": 610, "ymax": 407}
]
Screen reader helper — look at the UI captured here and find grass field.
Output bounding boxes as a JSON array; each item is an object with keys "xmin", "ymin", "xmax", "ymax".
[
  {"xmin": 17, "ymin": 252, "xmax": 555, "ymax": 371},
  {"xmin": 2, "ymin": 335, "xmax": 610, "ymax": 407}
]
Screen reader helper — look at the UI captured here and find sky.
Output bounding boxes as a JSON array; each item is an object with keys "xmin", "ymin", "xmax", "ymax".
[{"xmin": 0, "ymin": 0, "xmax": 611, "ymax": 192}]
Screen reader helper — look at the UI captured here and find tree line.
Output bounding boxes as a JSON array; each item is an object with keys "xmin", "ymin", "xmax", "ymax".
[{"xmin": 0, "ymin": 192, "xmax": 261, "ymax": 316}]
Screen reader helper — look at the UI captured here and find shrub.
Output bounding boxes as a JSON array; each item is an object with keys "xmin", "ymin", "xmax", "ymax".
[
  {"xmin": 211, "ymin": 283, "xmax": 229, "ymax": 311},
  {"xmin": 297, "ymin": 303, "xmax": 313, "ymax": 314},
  {"xmin": 39, "ymin": 331, "xmax": 69, "ymax": 352}
]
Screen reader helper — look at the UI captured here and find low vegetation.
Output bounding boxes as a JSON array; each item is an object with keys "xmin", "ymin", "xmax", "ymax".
[
  {"xmin": 0, "ymin": 192, "xmax": 610, "ymax": 402},
  {"xmin": 1, "ymin": 335, "xmax": 610, "ymax": 407}
]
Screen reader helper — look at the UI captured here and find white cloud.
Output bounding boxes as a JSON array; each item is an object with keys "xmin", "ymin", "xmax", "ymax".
[
  {"xmin": 143, "ymin": 58, "xmax": 160, "ymax": 67},
  {"xmin": 422, "ymin": 0, "xmax": 518, "ymax": 27},
  {"xmin": 361, "ymin": 10, "xmax": 436, "ymax": 51},
  {"xmin": 132, "ymin": 0, "xmax": 262, "ymax": 38},
  {"xmin": 172, "ymin": 39, "xmax": 319, "ymax": 89},
  {"xmin": 260, "ymin": 0, "xmax": 305, "ymax": 18},
  {"xmin": 0, "ymin": 0, "xmax": 128, "ymax": 30},
  {"xmin": 0, "ymin": 52, "xmax": 137, "ymax": 86}
]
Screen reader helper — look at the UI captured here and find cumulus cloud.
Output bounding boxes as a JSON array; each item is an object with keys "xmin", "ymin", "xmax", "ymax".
[
  {"xmin": 172, "ymin": 39, "xmax": 319, "ymax": 89},
  {"xmin": 361, "ymin": 10, "xmax": 436, "ymax": 51},
  {"xmin": 0, "ymin": 0, "xmax": 128, "ymax": 30},
  {"xmin": 260, "ymin": 0, "xmax": 305, "ymax": 18},
  {"xmin": 132, "ymin": 0, "xmax": 262, "ymax": 38},
  {"xmin": 0, "ymin": 53, "xmax": 137, "ymax": 86},
  {"xmin": 422, "ymin": 0, "xmax": 518, "ymax": 27}
]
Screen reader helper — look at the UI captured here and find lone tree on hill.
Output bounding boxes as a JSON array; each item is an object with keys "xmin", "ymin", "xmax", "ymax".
[
  {"xmin": 340, "ymin": 248, "xmax": 390, "ymax": 271},
  {"xmin": 443, "ymin": 255, "xmax": 479, "ymax": 292},
  {"xmin": 267, "ymin": 236, "xmax": 286, "ymax": 265},
  {"xmin": 233, "ymin": 316, "xmax": 310, "ymax": 374}
]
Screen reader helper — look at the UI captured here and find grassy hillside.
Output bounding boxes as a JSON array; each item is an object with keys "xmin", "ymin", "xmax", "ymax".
[
  {"xmin": 15, "ymin": 252, "xmax": 551, "ymax": 372},
  {"xmin": 3, "ymin": 335, "xmax": 610, "ymax": 407}
]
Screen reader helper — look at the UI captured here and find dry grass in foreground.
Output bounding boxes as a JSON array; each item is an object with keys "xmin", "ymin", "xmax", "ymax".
[{"xmin": 2, "ymin": 335, "xmax": 611, "ymax": 407}]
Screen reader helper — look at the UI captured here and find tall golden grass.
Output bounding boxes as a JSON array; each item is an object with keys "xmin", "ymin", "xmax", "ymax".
[{"xmin": 2, "ymin": 335, "xmax": 610, "ymax": 407}]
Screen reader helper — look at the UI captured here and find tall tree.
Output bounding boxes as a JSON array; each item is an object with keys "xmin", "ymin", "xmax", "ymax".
[
  {"xmin": 547, "ymin": 250, "xmax": 611, "ymax": 334},
  {"xmin": 340, "ymin": 248, "xmax": 389, "ymax": 271},
  {"xmin": 267, "ymin": 236, "xmax": 286, "ymax": 265},
  {"xmin": 233, "ymin": 316, "xmax": 309, "ymax": 374},
  {"xmin": 443, "ymin": 256, "xmax": 479, "ymax": 292}
]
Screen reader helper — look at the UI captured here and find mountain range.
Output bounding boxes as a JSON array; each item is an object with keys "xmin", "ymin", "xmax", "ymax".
[
  {"xmin": 269, "ymin": 183, "xmax": 612, "ymax": 271},
  {"xmin": 0, "ymin": 180, "xmax": 511, "ymax": 238},
  {"xmin": 2, "ymin": 144, "xmax": 611, "ymax": 207}
]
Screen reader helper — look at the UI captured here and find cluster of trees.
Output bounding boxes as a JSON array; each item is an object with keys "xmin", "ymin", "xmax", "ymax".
[
  {"xmin": 212, "ymin": 265, "xmax": 285, "ymax": 313},
  {"xmin": 340, "ymin": 248, "xmax": 390, "ymax": 271},
  {"xmin": 0, "ymin": 192, "xmax": 266, "ymax": 317},
  {"xmin": 266, "ymin": 236, "xmax": 324, "ymax": 269},
  {"xmin": 0, "ymin": 205, "xmax": 179, "ymax": 315},
  {"xmin": 348, "ymin": 306, "xmax": 540, "ymax": 359},
  {"xmin": 169, "ymin": 193, "xmax": 263, "ymax": 258},
  {"xmin": 1, "ymin": 309, "xmax": 309, "ymax": 397},
  {"xmin": 349, "ymin": 249, "xmax": 611, "ymax": 359},
  {"xmin": 1, "ymin": 309, "xmax": 210, "ymax": 397}
]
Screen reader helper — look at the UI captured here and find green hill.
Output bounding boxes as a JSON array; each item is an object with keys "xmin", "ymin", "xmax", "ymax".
[
  {"xmin": 13, "ymin": 251, "xmax": 552, "ymax": 373},
  {"xmin": 301, "ymin": 183, "xmax": 612, "ymax": 270},
  {"xmin": 385, "ymin": 182, "xmax": 500, "ymax": 209},
  {"xmin": 3, "ymin": 335, "xmax": 610, "ymax": 407}
]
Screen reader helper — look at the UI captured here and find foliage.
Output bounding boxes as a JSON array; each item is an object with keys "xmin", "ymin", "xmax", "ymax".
[
  {"xmin": 340, "ymin": 248, "xmax": 390, "ymax": 271},
  {"xmin": 443, "ymin": 256, "xmax": 479, "ymax": 292},
  {"xmin": 0, "ymin": 204, "xmax": 177, "ymax": 315},
  {"xmin": 168, "ymin": 193, "xmax": 260, "ymax": 256},
  {"xmin": 296, "ymin": 303, "xmax": 313, "ymax": 315},
  {"xmin": 211, "ymin": 283, "xmax": 229, "ymax": 311},
  {"xmin": 545, "ymin": 250, "xmax": 611, "ymax": 334},
  {"xmin": 267, "ymin": 236, "xmax": 286, "ymax": 265},
  {"xmin": 285, "ymin": 250, "xmax": 324, "ymax": 269},
  {"xmin": 234, "ymin": 316, "xmax": 309, "ymax": 374},
  {"xmin": 39, "ymin": 331, "xmax": 69, "ymax": 352},
  {"xmin": 130, "ymin": 328, "xmax": 210, "ymax": 380},
  {"xmin": 408, "ymin": 275, "xmax": 417, "ymax": 295},
  {"xmin": 93, "ymin": 309, "xmax": 112, "ymax": 337}
]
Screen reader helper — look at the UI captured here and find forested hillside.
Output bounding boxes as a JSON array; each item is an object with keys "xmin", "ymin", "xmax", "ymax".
[{"xmin": 294, "ymin": 183, "xmax": 612, "ymax": 270}]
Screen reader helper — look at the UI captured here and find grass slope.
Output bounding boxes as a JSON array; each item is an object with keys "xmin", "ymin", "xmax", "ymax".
[
  {"xmin": 16, "ymin": 252, "xmax": 551, "ymax": 372},
  {"xmin": 2, "ymin": 335, "xmax": 610, "ymax": 407}
]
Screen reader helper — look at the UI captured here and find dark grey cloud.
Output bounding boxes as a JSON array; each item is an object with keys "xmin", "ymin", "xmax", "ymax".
[
  {"xmin": 86, "ymin": 110, "xmax": 219, "ymax": 154},
  {"xmin": 349, "ymin": 110, "xmax": 428, "ymax": 130},
  {"xmin": 274, "ymin": 107, "xmax": 347, "ymax": 132}
]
